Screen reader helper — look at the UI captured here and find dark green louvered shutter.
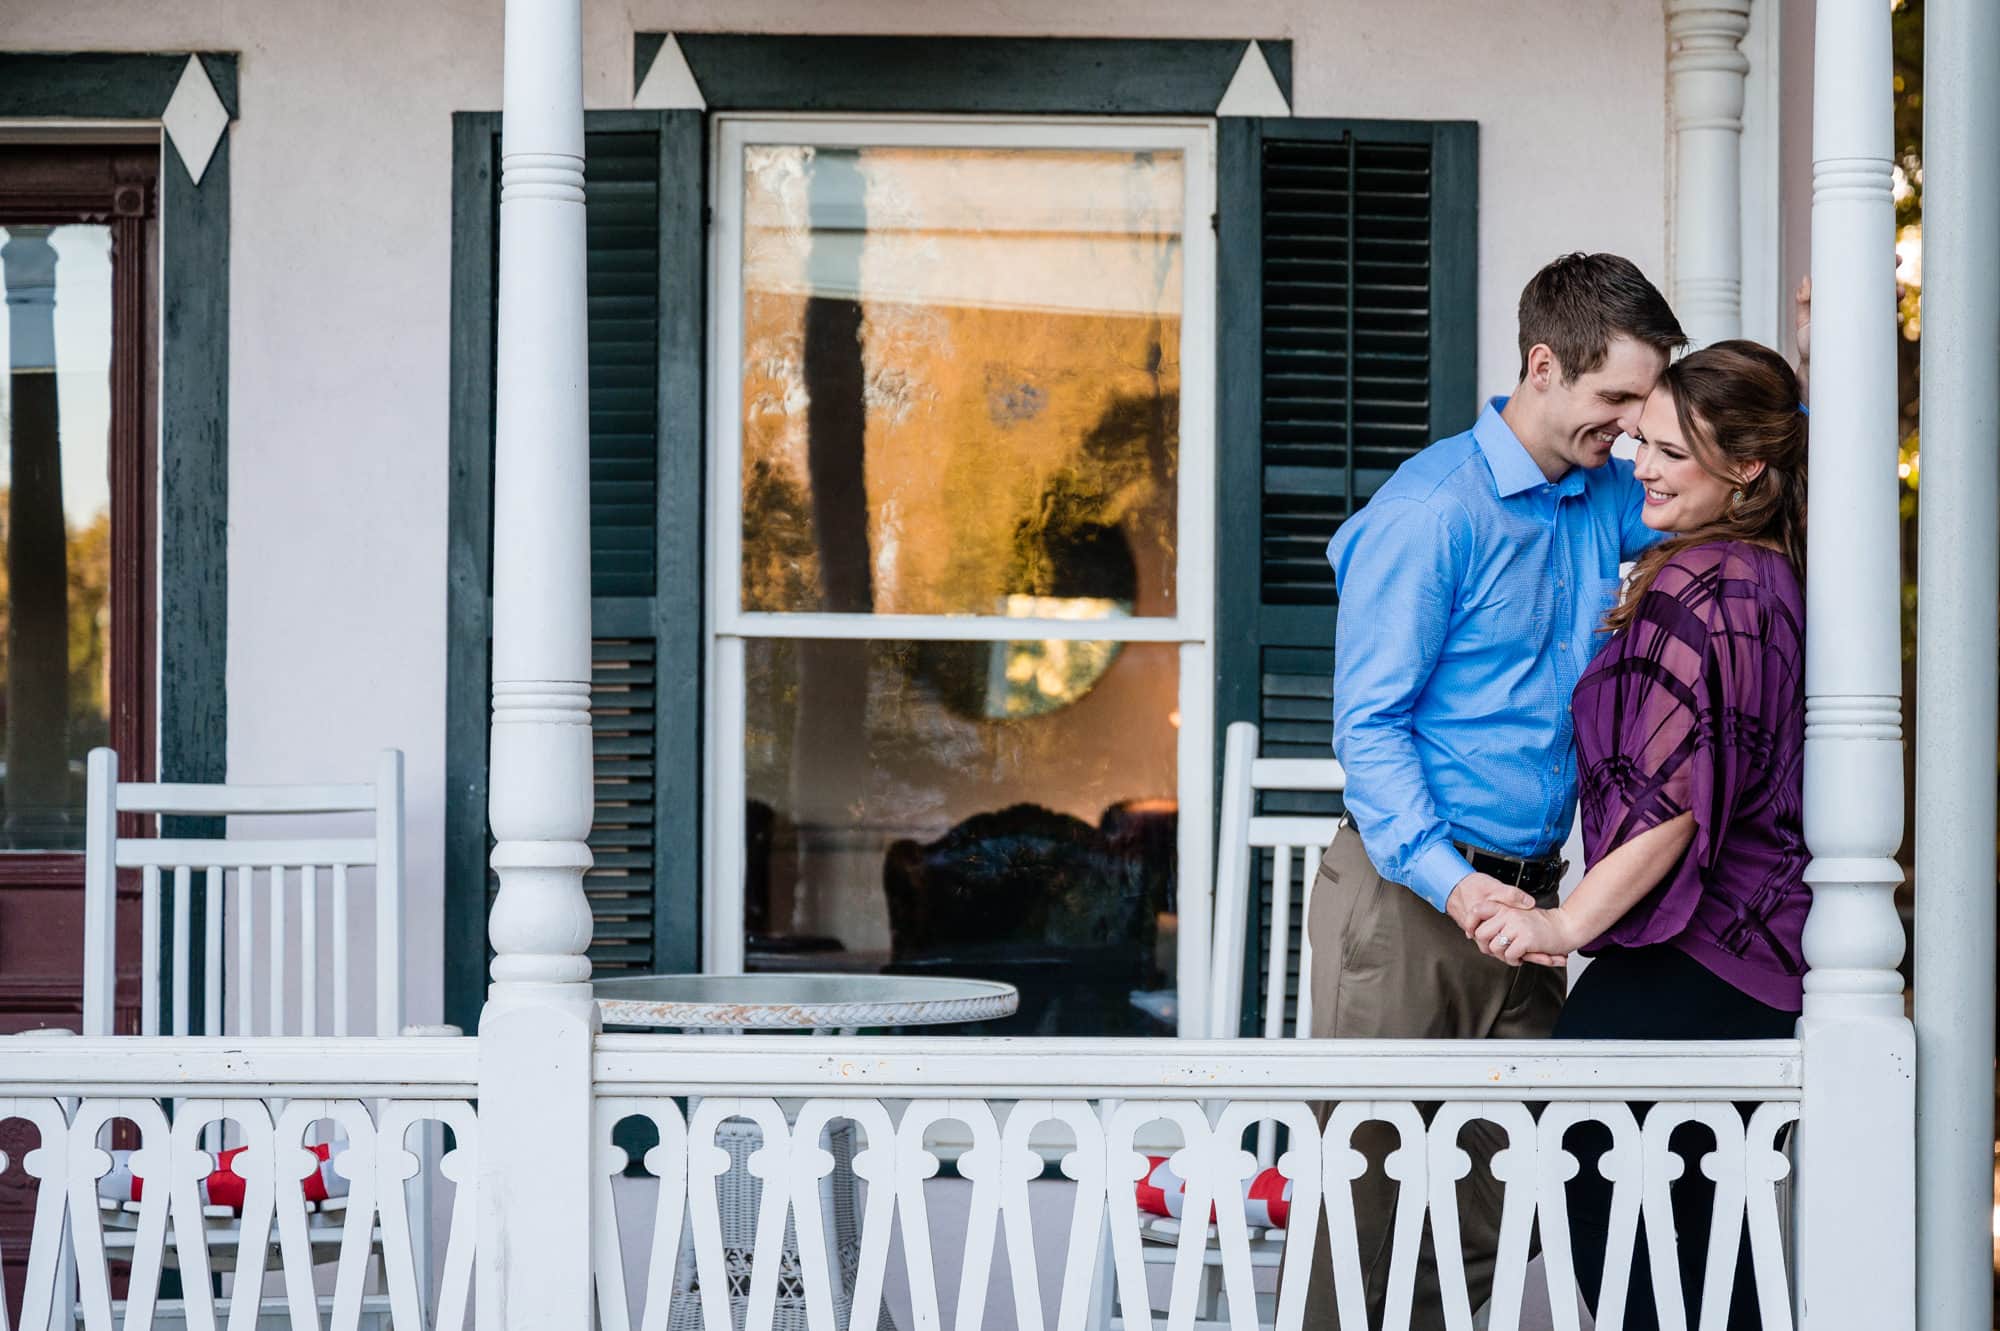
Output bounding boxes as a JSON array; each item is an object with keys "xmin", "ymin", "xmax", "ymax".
[
  {"xmin": 446, "ymin": 114, "xmax": 703, "ymax": 1031},
  {"xmin": 1215, "ymin": 117, "xmax": 1477, "ymax": 1036},
  {"xmin": 568, "ymin": 132, "xmax": 664, "ymax": 975}
]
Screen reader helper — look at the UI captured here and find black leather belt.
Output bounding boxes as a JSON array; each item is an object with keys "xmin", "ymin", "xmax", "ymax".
[{"xmin": 1452, "ymin": 840, "xmax": 1568, "ymax": 895}]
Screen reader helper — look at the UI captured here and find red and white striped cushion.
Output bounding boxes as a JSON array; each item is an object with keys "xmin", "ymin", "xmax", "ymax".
[
  {"xmin": 97, "ymin": 1142, "xmax": 347, "ymax": 1212},
  {"xmin": 1134, "ymin": 1155, "xmax": 1291, "ymax": 1230}
]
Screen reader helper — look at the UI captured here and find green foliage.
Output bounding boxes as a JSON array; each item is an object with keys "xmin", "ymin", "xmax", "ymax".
[
  {"xmin": 1891, "ymin": 0, "xmax": 1922, "ymax": 665},
  {"xmin": 1893, "ymin": 0, "xmax": 1924, "ymax": 232}
]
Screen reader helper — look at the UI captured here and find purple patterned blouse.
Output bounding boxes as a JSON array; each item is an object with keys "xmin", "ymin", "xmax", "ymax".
[{"xmin": 1572, "ymin": 540, "xmax": 1811, "ymax": 1011}]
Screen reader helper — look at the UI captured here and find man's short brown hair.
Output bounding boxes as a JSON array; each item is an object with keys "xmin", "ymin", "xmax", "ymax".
[{"xmin": 1516, "ymin": 253, "xmax": 1686, "ymax": 384}]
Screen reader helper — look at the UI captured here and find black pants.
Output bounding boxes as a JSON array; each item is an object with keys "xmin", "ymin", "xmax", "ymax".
[{"xmin": 1554, "ymin": 946, "xmax": 1796, "ymax": 1331}]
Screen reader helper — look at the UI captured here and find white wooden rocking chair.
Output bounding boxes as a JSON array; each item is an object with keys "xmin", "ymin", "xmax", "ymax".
[{"xmin": 76, "ymin": 746, "xmax": 446, "ymax": 1329}]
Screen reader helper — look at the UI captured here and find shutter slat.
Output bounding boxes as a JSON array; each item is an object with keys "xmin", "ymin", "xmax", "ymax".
[
  {"xmin": 582, "ymin": 641, "xmax": 659, "ymax": 972},
  {"xmin": 583, "ymin": 131, "xmax": 659, "ymax": 600}
]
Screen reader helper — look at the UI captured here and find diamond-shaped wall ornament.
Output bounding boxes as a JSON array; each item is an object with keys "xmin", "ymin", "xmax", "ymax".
[
  {"xmin": 1216, "ymin": 41, "xmax": 1291, "ymax": 118},
  {"xmin": 634, "ymin": 34, "xmax": 705, "ymax": 110},
  {"xmin": 163, "ymin": 55, "xmax": 230, "ymax": 185}
]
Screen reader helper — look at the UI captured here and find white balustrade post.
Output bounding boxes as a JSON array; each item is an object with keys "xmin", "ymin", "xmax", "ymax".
[
  {"xmin": 1667, "ymin": 0, "xmax": 1752, "ymax": 347},
  {"xmin": 1913, "ymin": 1, "xmax": 2000, "ymax": 1327},
  {"xmin": 475, "ymin": 0, "xmax": 599, "ymax": 1326},
  {"xmin": 1791, "ymin": 2, "xmax": 1914, "ymax": 1328}
]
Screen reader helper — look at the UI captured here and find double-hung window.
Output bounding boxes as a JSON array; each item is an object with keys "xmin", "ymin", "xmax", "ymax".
[{"xmin": 706, "ymin": 118, "xmax": 1215, "ymax": 1035}]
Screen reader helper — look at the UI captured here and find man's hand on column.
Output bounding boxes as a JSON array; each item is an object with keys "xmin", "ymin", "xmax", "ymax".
[
  {"xmin": 1794, "ymin": 275, "xmax": 1811, "ymax": 403},
  {"xmin": 1444, "ymin": 871, "xmax": 1535, "ymax": 939}
]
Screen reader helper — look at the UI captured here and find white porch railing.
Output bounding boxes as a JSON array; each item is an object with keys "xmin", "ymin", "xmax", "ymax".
[
  {"xmin": 3, "ymin": 1034, "xmax": 1806, "ymax": 1331},
  {"xmin": 0, "ymin": 1038, "xmax": 480, "ymax": 1330},
  {"xmin": 591, "ymin": 1037, "xmax": 1803, "ymax": 1331}
]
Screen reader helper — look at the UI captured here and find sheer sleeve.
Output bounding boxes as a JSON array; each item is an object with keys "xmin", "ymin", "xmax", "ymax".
[{"xmin": 1581, "ymin": 545, "xmax": 1780, "ymax": 949}]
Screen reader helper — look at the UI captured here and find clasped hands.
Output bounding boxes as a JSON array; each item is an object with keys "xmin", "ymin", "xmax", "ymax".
[{"xmin": 1445, "ymin": 871, "xmax": 1575, "ymax": 968}]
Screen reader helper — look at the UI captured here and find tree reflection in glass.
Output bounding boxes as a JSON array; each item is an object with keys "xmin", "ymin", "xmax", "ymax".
[
  {"xmin": 737, "ymin": 144, "xmax": 1183, "ymax": 619},
  {"xmin": 731, "ymin": 141, "xmax": 1189, "ymax": 1034},
  {"xmin": 0, "ymin": 225, "xmax": 114, "ymax": 850}
]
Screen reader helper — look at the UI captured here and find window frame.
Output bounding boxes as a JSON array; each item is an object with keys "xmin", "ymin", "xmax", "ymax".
[{"xmin": 702, "ymin": 114, "xmax": 1217, "ymax": 1031}]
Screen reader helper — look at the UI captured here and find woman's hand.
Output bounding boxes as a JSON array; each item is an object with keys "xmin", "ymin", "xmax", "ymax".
[{"xmin": 1473, "ymin": 904, "xmax": 1577, "ymax": 967}]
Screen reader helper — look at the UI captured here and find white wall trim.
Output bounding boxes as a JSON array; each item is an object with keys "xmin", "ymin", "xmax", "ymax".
[{"xmin": 1739, "ymin": 0, "xmax": 1787, "ymax": 347}]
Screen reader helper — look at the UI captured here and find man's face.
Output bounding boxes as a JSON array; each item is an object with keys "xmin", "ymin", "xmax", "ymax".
[{"xmin": 1538, "ymin": 334, "xmax": 1669, "ymax": 472}]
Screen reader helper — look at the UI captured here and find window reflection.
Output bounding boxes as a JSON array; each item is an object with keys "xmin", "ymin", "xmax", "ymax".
[
  {"xmin": 738, "ymin": 145, "xmax": 1184, "ymax": 619},
  {"xmin": 988, "ymin": 596, "xmax": 1129, "ymax": 720},
  {"xmin": 0, "ymin": 225, "xmax": 114, "ymax": 850},
  {"xmin": 742, "ymin": 637, "xmax": 1179, "ymax": 1035}
]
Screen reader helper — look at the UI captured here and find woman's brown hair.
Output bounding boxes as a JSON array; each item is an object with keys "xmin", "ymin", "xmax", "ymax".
[{"xmin": 1604, "ymin": 339, "xmax": 1808, "ymax": 634}]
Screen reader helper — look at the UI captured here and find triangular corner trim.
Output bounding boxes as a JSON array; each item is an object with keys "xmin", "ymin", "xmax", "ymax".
[
  {"xmin": 1216, "ymin": 41, "xmax": 1291, "ymax": 118},
  {"xmin": 634, "ymin": 34, "xmax": 706, "ymax": 110}
]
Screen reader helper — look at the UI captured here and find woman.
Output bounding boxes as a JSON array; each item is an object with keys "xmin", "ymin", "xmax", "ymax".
[{"xmin": 1472, "ymin": 338, "xmax": 1810, "ymax": 1330}]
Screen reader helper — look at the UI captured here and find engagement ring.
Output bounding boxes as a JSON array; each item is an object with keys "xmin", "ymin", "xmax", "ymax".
[{"xmin": 1495, "ymin": 934, "xmax": 1512, "ymax": 949}]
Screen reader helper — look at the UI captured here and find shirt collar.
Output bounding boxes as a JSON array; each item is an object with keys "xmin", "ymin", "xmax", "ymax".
[{"xmin": 1474, "ymin": 396, "xmax": 1585, "ymax": 498}]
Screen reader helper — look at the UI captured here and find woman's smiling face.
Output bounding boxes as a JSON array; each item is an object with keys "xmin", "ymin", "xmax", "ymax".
[{"xmin": 1631, "ymin": 387, "xmax": 1747, "ymax": 532}]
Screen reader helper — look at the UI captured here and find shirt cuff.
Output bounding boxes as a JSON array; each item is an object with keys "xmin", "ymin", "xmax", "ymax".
[{"xmin": 1409, "ymin": 841, "xmax": 1477, "ymax": 913}]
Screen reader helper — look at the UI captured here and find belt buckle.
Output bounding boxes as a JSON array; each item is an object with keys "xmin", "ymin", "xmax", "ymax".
[
  {"xmin": 1476, "ymin": 847, "xmax": 1522, "ymax": 887},
  {"xmin": 1481, "ymin": 848, "xmax": 1524, "ymax": 888}
]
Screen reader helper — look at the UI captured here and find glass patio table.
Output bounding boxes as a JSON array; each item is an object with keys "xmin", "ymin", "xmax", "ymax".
[
  {"xmin": 594, "ymin": 971, "xmax": 1019, "ymax": 1033},
  {"xmin": 593, "ymin": 972, "xmax": 1019, "ymax": 1331}
]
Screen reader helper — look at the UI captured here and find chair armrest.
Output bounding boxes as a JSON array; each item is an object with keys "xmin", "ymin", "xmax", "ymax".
[{"xmin": 401, "ymin": 1023, "xmax": 464, "ymax": 1038}]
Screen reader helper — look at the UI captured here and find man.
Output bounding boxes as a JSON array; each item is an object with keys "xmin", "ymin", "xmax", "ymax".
[{"xmin": 1299, "ymin": 253, "xmax": 1686, "ymax": 1329}]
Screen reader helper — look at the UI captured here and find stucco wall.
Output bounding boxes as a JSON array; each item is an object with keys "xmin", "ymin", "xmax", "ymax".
[{"xmin": 0, "ymin": 0, "xmax": 1671, "ymax": 1024}]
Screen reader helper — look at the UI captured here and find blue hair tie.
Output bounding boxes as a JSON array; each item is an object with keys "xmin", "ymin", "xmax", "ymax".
[{"xmin": 1797, "ymin": 403, "xmax": 1809, "ymax": 416}]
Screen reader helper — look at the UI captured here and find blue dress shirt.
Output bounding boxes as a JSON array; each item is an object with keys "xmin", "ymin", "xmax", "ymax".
[{"xmin": 1325, "ymin": 397, "xmax": 1665, "ymax": 911}]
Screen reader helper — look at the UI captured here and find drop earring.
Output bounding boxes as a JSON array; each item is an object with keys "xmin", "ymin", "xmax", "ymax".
[{"xmin": 1730, "ymin": 488, "xmax": 1745, "ymax": 508}]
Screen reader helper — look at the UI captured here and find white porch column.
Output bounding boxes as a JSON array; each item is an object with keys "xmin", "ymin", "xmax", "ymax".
[
  {"xmin": 1914, "ymin": 0, "xmax": 2000, "ymax": 1326},
  {"xmin": 475, "ymin": 0, "xmax": 598, "ymax": 1325},
  {"xmin": 1792, "ymin": 2, "xmax": 1915, "ymax": 1328},
  {"xmin": 1667, "ymin": 0, "xmax": 1752, "ymax": 347}
]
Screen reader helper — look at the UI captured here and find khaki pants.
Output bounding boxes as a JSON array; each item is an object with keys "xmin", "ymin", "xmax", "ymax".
[{"xmin": 1295, "ymin": 827, "xmax": 1563, "ymax": 1331}]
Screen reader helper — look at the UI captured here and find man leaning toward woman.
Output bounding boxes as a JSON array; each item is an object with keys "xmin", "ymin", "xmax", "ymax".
[
  {"xmin": 1301, "ymin": 252, "xmax": 1686, "ymax": 1330},
  {"xmin": 1301, "ymin": 251, "xmax": 1812, "ymax": 1329}
]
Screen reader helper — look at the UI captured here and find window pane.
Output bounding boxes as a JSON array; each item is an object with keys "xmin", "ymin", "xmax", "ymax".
[
  {"xmin": 743, "ymin": 637, "xmax": 1180, "ymax": 1035},
  {"xmin": 738, "ymin": 144, "xmax": 1183, "ymax": 619},
  {"xmin": 0, "ymin": 225, "xmax": 114, "ymax": 851}
]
